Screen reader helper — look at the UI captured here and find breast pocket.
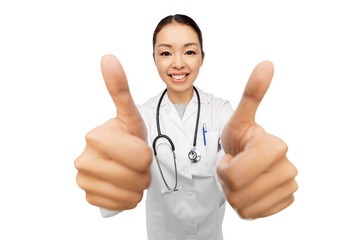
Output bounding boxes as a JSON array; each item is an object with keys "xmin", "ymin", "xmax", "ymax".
[{"xmin": 193, "ymin": 130, "xmax": 220, "ymax": 177}]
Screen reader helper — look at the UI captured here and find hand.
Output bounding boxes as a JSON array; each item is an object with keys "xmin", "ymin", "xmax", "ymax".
[
  {"xmin": 74, "ymin": 55, "xmax": 152, "ymax": 211},
  {"xmin": 217, "ymin": 61, "xmax": 298, "ymax": 219}
]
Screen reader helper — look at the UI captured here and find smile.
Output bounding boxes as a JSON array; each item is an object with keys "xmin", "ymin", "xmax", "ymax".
[{"xmin": 169, "ymin": 73, "xmax": 190, "ymax": 82}]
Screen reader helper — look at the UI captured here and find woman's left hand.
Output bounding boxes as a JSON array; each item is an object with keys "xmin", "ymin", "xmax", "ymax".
[{"xmin": 217, "ymin": 61, "xmax": 298, "ymax": 220}]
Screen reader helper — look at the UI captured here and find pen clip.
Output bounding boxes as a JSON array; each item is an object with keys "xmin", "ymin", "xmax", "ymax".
[
  {"xmin": 203, "ymin": 123, "xmax": 207, "ymax": 132},
  {"xmin": 202, "ymin": 123, "xmax": 207, "ymax": 146}
]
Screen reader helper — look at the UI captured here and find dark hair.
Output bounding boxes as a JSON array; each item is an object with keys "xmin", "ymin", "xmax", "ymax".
[{"xmin": 153, "ymin": 14, "xmax": 204, "ymax": 58}]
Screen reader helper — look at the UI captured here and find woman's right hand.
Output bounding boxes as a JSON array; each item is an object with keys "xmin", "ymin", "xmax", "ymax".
[{"xmin": 74, "ymin": 55, "xmax": 152, "ymax": 211}]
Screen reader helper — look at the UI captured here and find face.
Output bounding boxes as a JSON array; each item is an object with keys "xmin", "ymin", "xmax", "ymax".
[{"xmin": 154, "ymin": 22, "xmax": 204, "ymax": 97}]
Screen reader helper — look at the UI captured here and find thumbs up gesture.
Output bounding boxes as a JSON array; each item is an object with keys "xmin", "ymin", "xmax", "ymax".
[
  {"xmin": 217, "ymin": 61, "xmax": 298, "ymax": 219},
  {"xmin": 75, "ymin": 55, "xmax": 152, "ymax": 211}
]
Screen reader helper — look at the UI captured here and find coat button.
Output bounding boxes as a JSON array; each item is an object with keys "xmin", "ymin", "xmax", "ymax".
[{"xmin": 189, "ymin": 220, "xmax": 197, "ymax": 225}]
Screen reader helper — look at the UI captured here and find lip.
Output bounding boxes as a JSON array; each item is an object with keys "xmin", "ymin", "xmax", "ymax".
[{"xmin": 169, "ymin": 73, "xmax": 190, "ymax": 83}]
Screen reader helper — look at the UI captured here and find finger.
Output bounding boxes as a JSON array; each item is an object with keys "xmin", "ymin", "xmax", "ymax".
[
  {"xmin": 75, "ymin": 156, "xmax": 151, "ymax": 192},
  {"xmin": 85, "ymin": 120, "xmax": 153, "ymax": 172},
  {"xmin": 238, "ymin": 180, "xmax": 297, "ymax": 219},
  {"xmin": 258, "ymin": 195, "xmax": 295, "ymax": 218},
  {"xmin": 101, "ymin": 54, "xmax": 143, "ymax": 128},
  {"xmin": 85, "ymin": 192, "xmax": 139, "ymax": 211},
  {"xmin": 233, "ymin": 61, "xmax": 274, "ymax": 123},
  {"xmin": 224, "ymin": 157, "xmax": 297, "ymax": 210},
  {"xmin": 217, "ymin": 154, "xmax": 233, "ymax": 170},
  {"xmin": 76, "ymin": 172, "xmax": 144, "ymax": 205},
  {"xmin": 217, "ymin": 133, "xmax": 288, "ymax": 190}
]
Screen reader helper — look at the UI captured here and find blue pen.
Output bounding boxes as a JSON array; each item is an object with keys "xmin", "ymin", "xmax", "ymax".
[{"xmin": 202, "ymin": 123, "xmax": 207, "ymax": 146}]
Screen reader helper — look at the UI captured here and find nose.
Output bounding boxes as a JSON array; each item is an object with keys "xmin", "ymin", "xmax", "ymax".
[{"xmin": 172, "ymin": 54, "xmax": 185, "ymax": 69}]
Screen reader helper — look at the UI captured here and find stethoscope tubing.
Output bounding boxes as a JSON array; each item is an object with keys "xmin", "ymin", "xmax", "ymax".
[{"xmin": 152, "ymin": 86, "xmax": 201, "ymax": 192}]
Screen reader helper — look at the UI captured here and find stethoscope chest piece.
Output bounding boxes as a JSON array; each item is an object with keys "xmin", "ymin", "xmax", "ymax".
[{"xmin": 188, "ymin": 147, "xmax": 201, "ymax": 163}]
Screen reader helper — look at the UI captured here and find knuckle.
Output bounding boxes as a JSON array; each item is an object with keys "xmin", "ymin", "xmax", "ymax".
[
  {"xmin": 76, "ymin": 173, "xmax": 86, "ymax": 190},
  {"xmin": 226, "ymin": 168, "xmax": 240, "ymax": 190},
  {"xmin": 274, "ymin": 136, "xmax": 288, "ymax": 155},
  {"xmin": 133, "ymin": 192, "xmax": 144, "ymax": 203},
  {"xmin": 125, "ymin": 202, "xmax": 139, "ymax": 210},
  {"xmin": 238, "ymin": 209, "xmax": 253, "ymax": 220},
  {"xmin": 291, "ymin": 164, "xmax": 299, "ymax": 178},
  {"xmin": 74, "ymin": 157, "xmax": 82, "ymax": 170},
  {"xmin": 85, "ymin": 128, "xmax": 103, "ymax": 147},
  {"xmin": 74, "ymin": 154, "xmax": 93, "ymax": 174},
  {"xmin": 289, "ymin": 195, "xmax": 295, "ymax": 204},
  {"xmin": 85, "ymin": 193, "xmax": 97, "ymax": 206},
  {"xmin": 290, "ymin": 180, "xmax": 299, "ymax": 194},
  {"xmin": 144, "ymin": 146, "xmax": 154, "ymax": 167},
  {"xmin": 269, "ymin": 134, "xmax": 288, "ymax": 156},
  {"xmin": 280, "ymin": 140, "xmax": 288, "ymax": 155},
  {"xmin": 284, "ymin": 162, "xmax": 298, "ymax": 180},
  {"xmin": 74, "ymin": 154, "xmax": 88, "ymax": 171},
  {"xmin": 138, "ymin": 146, "xmax": 153, "ymax": 170},
  {"xmin": 141, "ymin": 172, "xmax": 152, "ymax": 190},
  {"xmin": 228, "ymin": 179, "xmax": 238, "ymax": 190},
  {"xmin": 125, "ymin": 192, "xmax": 143, "ymax": 207},
  {"xmin": 85, "ymin": 130, "xmax": 96, "ymax": 145}
]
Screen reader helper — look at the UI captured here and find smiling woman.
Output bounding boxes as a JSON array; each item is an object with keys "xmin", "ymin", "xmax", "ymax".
[
  {"xmin": 153, "ymin": 15, "xmax": 205, "ymax": 104},
  {"xmin": 74, "ymin": 14, "xmax": 298, "ymax": 240}
]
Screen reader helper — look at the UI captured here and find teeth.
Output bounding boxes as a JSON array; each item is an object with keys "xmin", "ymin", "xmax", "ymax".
[{"xmin": 171, "ymin": 74, "xmax": 187, "ymax": 80}]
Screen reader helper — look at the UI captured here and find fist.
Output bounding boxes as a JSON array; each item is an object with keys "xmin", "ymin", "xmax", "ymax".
[
  {"xmin": 217, "ymin": 61, "xmax": 298, "ymax": 219},
  {"xmin": 75, "ymin": 55, "xmax": 152, "ymax": 211}
]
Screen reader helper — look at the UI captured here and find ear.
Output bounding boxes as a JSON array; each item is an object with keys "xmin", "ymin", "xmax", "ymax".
[{"xmin": 200, "ymin": 51, "xmax": 205, "ymax": 66}]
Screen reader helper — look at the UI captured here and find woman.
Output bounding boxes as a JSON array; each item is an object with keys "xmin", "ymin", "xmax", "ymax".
[{"xmin": 75, "ymin": 14, "xmax": 298, "ymax": 240}]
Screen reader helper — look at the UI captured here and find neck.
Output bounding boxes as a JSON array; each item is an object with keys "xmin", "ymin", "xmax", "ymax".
[{"xmin": 167, "ymin": 87, "xmax": 194, "ymax": 104}]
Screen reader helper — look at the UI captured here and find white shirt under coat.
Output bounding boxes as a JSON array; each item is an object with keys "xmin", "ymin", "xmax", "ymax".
[{"xmin": 101, "ymin": 88, "xmax": 234, "ymax": 240}]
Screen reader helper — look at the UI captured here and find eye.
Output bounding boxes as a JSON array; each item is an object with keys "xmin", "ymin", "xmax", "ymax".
[
  {"xmin": 160, "ymin": 51, "xmax": 171, "ymax": 56},
  {"xmin": 185, "ymin": 50, "xmax": 196, "ymax": 55}
]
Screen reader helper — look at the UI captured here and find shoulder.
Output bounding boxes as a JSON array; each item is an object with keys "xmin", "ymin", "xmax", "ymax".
[
  {"xmin": 138, "ymin": 91, "xmax": 164, "ymax": 109},
  {"xmin": 197, "ymin": 88, "xmax": 234, "ymax": 131},
  {"xmin": 136, "ymin": 91, "xmax": 163, "ymax": 119},
  {"xmin": 197, "ymin": 88, "xmax": 233, "ymax": 112}
]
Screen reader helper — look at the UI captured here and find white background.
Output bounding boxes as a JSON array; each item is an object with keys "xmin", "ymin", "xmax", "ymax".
[{"xmin": 1, "ymin": 0, "xmax": 359, "ymax": 239}]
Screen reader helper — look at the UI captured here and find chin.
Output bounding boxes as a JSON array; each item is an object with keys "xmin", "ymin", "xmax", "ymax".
[{"xmin": 167, "ymin": 83, "xmax": 194, "ymax": 92}]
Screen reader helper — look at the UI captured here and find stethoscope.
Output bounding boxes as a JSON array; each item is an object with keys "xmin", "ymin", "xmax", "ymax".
[{"xmin": 152, "ymin": 86, "xmax": 201, "ymax": 192}]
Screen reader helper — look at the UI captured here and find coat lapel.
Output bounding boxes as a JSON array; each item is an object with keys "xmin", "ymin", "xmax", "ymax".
[{"xmin": 159, "ymin": 93, "xmax": 187, "ymax": 135}]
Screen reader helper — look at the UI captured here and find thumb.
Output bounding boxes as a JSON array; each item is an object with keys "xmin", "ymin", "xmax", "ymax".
[
  {"xmin": 233, "ymin": 61, "xmax": 274, "ymax": 123},
  {"xmin": 101, "ymin": 54, "xmax": 145, "ymax": 138}
]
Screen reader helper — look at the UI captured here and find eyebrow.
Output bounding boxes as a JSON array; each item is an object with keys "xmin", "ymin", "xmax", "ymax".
[
  {"xmin": 157, "ymin": 42, "xmax": 199, "ymax": 48},
  {"xmin": 184, "ymin": 42, "xmax": 199, "ymax": 47}
]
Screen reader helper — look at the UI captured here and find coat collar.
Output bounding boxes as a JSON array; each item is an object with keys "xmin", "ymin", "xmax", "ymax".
[{"xmin": 149, "ymin": 86, "xmax": 210, "ymax": 109}]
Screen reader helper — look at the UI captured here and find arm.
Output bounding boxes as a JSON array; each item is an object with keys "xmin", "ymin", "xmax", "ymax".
[{"xmin": 217, "ymin": 61, "xmax": 298, "ymax": 219}]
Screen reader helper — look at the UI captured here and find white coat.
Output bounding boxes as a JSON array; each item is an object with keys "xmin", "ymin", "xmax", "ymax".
[{"xmin": 101, "ymin": 88, "xmax": 234, "ymax": 240}]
